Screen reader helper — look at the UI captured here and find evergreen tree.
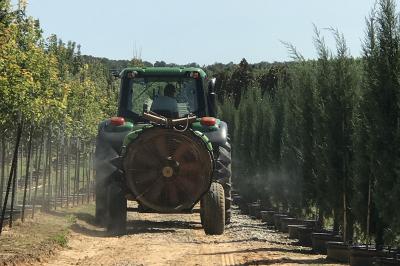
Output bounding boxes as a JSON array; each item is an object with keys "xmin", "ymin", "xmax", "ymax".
[
  {"xmin": 358, "ymin": 0, "xmax": 400, "ymax": 246},
  {"xmin": 229, "ymin": 58, "xmax": 253, "ymax": 108}
]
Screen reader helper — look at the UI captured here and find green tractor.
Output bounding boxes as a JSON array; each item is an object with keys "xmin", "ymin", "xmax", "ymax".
[{"xmin": 94, "ymin": 67, "xmax": 232, "ymax": 235}]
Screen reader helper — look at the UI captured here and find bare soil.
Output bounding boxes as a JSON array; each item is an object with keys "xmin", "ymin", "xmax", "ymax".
[
  {"xmin": 0, "ymin": 207, "xmax": 78, "ymax": 266},
  {"xmin": 14, "ymin": 203, "xmax": 345, "ymax": 266}
]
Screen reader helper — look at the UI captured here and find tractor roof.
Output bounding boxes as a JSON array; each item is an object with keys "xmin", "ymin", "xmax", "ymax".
[{"xmin": 120, "ymin": 67, "xmax": 207, "ymax": 79}]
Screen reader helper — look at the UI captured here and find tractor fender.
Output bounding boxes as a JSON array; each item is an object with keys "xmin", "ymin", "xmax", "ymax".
[
  {"xmin": 95, "ymin": 120, "xmax": 133, "ymax": 177},
  {"xmin": 96, "ymin": 120, "xmax": 133, "ymax": 155},
  {"xmin": 203, "ymin": 121, "xmax": 229, "ymax": 150}
]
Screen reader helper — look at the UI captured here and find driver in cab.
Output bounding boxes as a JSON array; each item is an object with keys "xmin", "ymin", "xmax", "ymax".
[{"xmin": 150, "ymin": 84, "xmax": 179, "ymax": 118}]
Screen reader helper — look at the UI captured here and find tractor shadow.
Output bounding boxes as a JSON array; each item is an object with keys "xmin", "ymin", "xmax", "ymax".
[
  {"xmin": 126, "ymin": 219, "xmax": 199, "ymax": 234},
  {"xmin": 68, "ymin": 211, "xmax": 201, "ymax": 237}
]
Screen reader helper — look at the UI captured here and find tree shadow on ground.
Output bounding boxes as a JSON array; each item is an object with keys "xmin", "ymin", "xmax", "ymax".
[
  {"xmin": 42, "ymin": 209, "xmax": 68, "ymax": 218},
  {"xmin": 236, "ymin": 257, "xmax": 337, "ymax": 265},
  {"xmin": 217, "ymin": 233, "xmax": 306, "ymax": 248},
  {"xmin": 229, "ymin": 224, "xmax": 271, "ymax": 229},
  {"xmin": 201, "ymin": 247, "xmax": 314, "ymax": 256},
  {"xmin": 200, "ymin": 247, "xmax": 338, "ymax": 265}
]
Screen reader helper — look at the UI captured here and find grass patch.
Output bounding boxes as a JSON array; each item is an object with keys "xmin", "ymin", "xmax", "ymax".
[
  {"xmin": 51, "ymin": 230, "xmax": 69, "ymax": 247},
  {"xmin": 66, "ymin": 214, "xmax": 77, "ymax": 224}
]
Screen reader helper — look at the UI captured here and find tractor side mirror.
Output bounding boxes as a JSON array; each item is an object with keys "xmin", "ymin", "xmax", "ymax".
[
  {"xmin": 110, "ymin": 69, "xmax": 120, "ymax": 78},
  {"xmin": 208, "ymin": 78, "xmax": 216, "ymax": 92},
  {"xmin": 207, "ymin": 78, "xmax": 217, "ymax": 117}
]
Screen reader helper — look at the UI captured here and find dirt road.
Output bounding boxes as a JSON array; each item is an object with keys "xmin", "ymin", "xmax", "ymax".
[{"xmin": 34, "ymin": 204, "xmax": 342, "ymax": 266}]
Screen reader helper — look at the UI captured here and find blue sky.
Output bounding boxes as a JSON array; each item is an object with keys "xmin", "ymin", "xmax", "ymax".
[{"xmin": 18, "ymin": 0, "xmax": 376, "ymax": 65}]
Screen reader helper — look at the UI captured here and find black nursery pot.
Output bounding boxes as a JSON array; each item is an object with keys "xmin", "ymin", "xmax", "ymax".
[
  {"xmin": 260, "ymin": 210, "xmax": 275, "ymax": 225},
  {"xmin": 239, "ymin": 202, "xmax": 250, "ymax": 214},
  {"xmin": 240, "ymin": 202, "xmax": 248, "ymax": 214},
  {"xmin": 326, "ymin": 241, "xmax": 350, "ymax": 263},
  {"xmin": 299, "ymin": 219, "xmax": 318, "ymax": 230},
  {"xmin": 280, "ymin": 217, "xmax": 299, "ymax": 233},
  {"xmin": 273, "ymin": 214, "xmax": 288, "ymax": 230},
  {"xmin": 288, "ymin": 224, "xmax": 307, "ymax": 239},
  {"xmin": 350, "ymin": 245, "xmax": 386, "ymax": 266},
  {"xmin": 311, "ymin": 232, "xmax": 342, "ymax": 254},
  {"xmin": 232, "ymin": 195, "xmax": 242, "ymax": 205},
  {"xmin": 248, "ymin": 202, "xmax": 261, "ymax": 218},
  {"xmin": 374, "ymin": 257, "xmax": 400, "ymax": 266},
  {"xmin": 297, "ymin": 226, "xmax": 314, "ymax": 247}
]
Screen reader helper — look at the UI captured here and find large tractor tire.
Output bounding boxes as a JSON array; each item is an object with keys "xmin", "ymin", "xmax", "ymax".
[
  {"xmin": 201, "ymin": 182, "xmax": 225, "ymax": 235},
  {"xmin": 95, "ymin": 177, "xmax": 108, "ymax": 225},
  {"xmin": 214, "ymin": 144, "xmax": 232, "ymax": 224},
  {"xmin": 106, "ymin": 181, "xmax": 127, "ymax": 235},
  {"xmin": 94, "ymin": 132, "xmax": 122, "ymax": 225},
  {"xmin": 94, "ymin": 136, "xmax": 110, "ymax": 225}
]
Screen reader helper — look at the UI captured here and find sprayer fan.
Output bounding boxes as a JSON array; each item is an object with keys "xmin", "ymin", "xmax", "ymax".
[{"xmin": 123, "ymin": 127, "xmax": 213, "ymax": 212}]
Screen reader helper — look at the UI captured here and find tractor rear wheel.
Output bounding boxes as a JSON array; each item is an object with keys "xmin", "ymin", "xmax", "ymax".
[
  {"xmin": 106, "ymin": 181, "xmax": 127, "ymax": 235},
  {"xmin": 214, "ymin": 144, "xmax": 232, "ymax": 225},
  {"xmin": 94, "ymin": 136, "xmax": 110, "ymax": 225},
  {"xmin": 201, "ymin": 182, "xmax": 225, "ymax": 235},
  {"xmin": 95, "ymin": 178, "xmax": 108, "ymax": 225}
]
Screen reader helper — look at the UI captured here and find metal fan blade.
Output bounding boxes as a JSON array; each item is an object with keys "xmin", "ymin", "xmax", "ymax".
[
  {"xmin": 153, "ymin": 134, "xmax": 170, "ymax": 158},
  {"xmin": 128, "ymin": 168, "xmax": 160, "ymax": 184},
  {"xmin": 143, "ymin": 178, "xmax": 165, "ymax": 204},
  {"xmin": 138, "ymin": 142, "xmax": 166, "ymax": 165},
  {"xmin": 173, "ymin": 142, "xmax": 196, "ymax": 162},
  {"xmin": 174, "ymin": 175, "xmax": 199, "ymax": 201},
  {"xmin": 178, "ymin": 163, "xmax": 204, "ymax": 181},
  {"xmin": 165, "ymin": 182, "xmax": 179, "ymax": 206},
  {"xmin": 131, "ymin": 151, "xmax": 161, "ymax": 169}
]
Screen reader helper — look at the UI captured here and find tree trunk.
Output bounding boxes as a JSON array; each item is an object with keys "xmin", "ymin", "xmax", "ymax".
[
  {"xmin": 86, "ymin": 147, "xmax": 90, "ymax": 204},
  {"xmin": 66, "ymin": 138, "xmax": 70, "ymax": 207},
  {"xmin": 0, "ymin": 134, "xmax": 6, "ymax": 209},
  {"xmin": 29, "ymin": 142, "xmax": 37, "ymax": 203},
  {"xmin": 81, "ymin": 143, "xmax": 85, "ymax": 205},
  {"xmin": 54, "ymin": 132, "xmax": 59, "ymax": 210},
  {"xmin": 17, "ymin": 141, "xmax": 23, "ymax": 208},
  {"xmin": 48, "ymin": 129, "xmax": 52, "ymax": 207},
  {"xmin": 59, "ymin": 133, "xmax": 64, "ymax": 208},
  {"xmin": 0, "ymin": 121, "xmax": 23, "ymax": 234},
  {"xmin": 22, "ymin": 126, "xmax": 34, "ymax": 221},
  {"xmin": 41, "ymin": 135, "xmax": 48, "ymax": 207},
  {"xmin": 317, "ymin": 207, "xmax": 324, "ymax": 229},
  {"xmin": 32, "ymin": 130, "xmax": 44, "ymax": 218},
  {"xmin": 92, "ymin": 147, "xmax": 95, "ymax": 201},
  {"xmin": 73, "ymin": 139, "xmax": 78, "ymax": 206},
  {"xmin": 10, "ymin": 145, "xmax": 18, "ymax": 228},
  {"xmin": 333, "ymin": 209, "xmax": 340, "ymax": 233}
]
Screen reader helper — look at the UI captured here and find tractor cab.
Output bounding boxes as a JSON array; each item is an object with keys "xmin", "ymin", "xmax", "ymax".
[{"xmin": 117, "ymin": 67, "xmax": 217, "ymax": 122}]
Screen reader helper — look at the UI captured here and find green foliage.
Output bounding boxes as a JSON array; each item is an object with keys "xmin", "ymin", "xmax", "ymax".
[
  {"xmin": 353, "ymin": 0, "xmax": 400, "ymax": 246},
  {"xmin": 229, "ymin": 58, "xmax": 254, "ymax": 108},
  {"xmin": 0, "ymin": 4, "xmax": 116, "ymax": 140},
  {"xmin": 51, "ymin": 230, "xmax": 68, "ymax": 247},
  {"xmin": 218, "ymin": 0, "xmax": 399, "ymax": 246},
  {"xmin": 66, "ymin": 214, "xmax": 77, "ymax": 224}
]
